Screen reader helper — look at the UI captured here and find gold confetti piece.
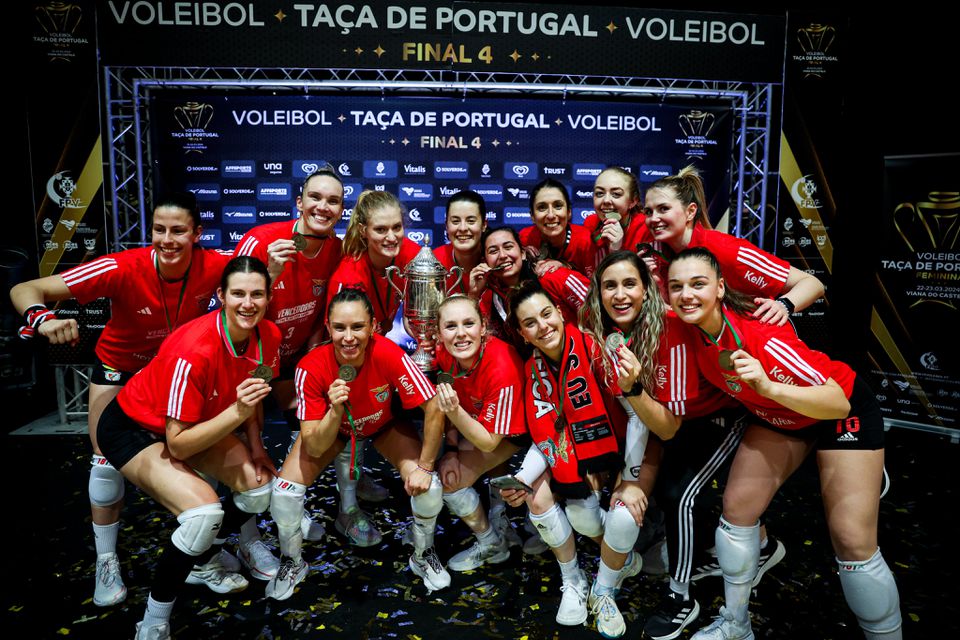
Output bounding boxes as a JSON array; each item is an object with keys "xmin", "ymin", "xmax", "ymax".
[
  {"xmin": 408, "ymin": 635, "xmax": 422, "ymax": 640},
  {"xmin": 333, "ymin": 602, "xmax": 341, "ymax": 609},
  {"xmin": 377, "ymin": 612, "xmax": 389, "ymax": 619},
  {"xmin": 896, "ymin": 508, "xmax": 910, "ymax": 514},
  {"xmin": 529, "ymin": 604, "xmax": 540, "ymax": 611},
  {"xmin": 909, "ymin": 613, "xmax": 919, "ymax": 622},
  {"xmin": 541, "ymin": 577, "xmax": 550, "ymax": 582},
  {"xmin": 218, "ymin": 600, "xmax": 229, "ymax": 608},
  {"xmin": 56, "ymin": 629, "xmax": 70, "ymax": 636},
  {"xmin": 520, "ymin": 636, "xmax": 529, "ymax": 640},
  {"xmin": 317, "ymin": 625, "xmax": 326, "ymax": 630},
  {"xmin": 804, "ymin": 540, "xmax": 813, "ymax": 546},
  {"xmin": 9, "ymin": 605, "xmax": 23, "ymax": 612},
  {"xmin": 540, "ymin": 586, "xmax": 548, "ymax": 592},
  {"xmin": 241, "ymin": 600, "xmax": 251, "ymax": 606},
  {"xmin": 895, "ymin": 562, "xmax": 910, "ymax": 569}
]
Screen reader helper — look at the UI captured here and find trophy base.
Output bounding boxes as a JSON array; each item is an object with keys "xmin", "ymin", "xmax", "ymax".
[{"xmin": 410, "ymin": 347, "xmax": 436, "ymax": 373}]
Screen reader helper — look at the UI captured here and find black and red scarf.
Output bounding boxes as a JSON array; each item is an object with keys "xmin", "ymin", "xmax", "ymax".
[{"xmin": 524, "ymin": 323, "xmax": 623, "ymax": 498}]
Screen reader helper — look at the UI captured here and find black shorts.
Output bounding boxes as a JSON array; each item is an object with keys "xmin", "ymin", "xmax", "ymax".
[
  {"xmin": 91, "ymin": 361, "xmax": 135, "ymax": 386},
  {"xmin": 97, "ymin": 397, "xmax": 163, "ymax": 469},
  {"xmin": 757, "ymin": 377, "xmax": 885, "ymax": 451}
]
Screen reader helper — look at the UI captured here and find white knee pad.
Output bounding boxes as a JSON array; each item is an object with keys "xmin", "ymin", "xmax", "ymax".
[
  {"xmin": 233, "ymin": 483, "xmax": 271, "ymax": 514},
  {"xmin": 411, "ymin": 473, "xmax": 443, "ymax": 518},
  {"xmin": 529, "ymin": 504, "xmax": 573, "ymax": 549},
  {"xmin": 443, "ymin": 487, "xmax": 480, "ymax": 518},
  {"xmin": 171, "ymin": 503, "xmax": 223, "ymax": 557},
  {"xmin": 271, "ymin": 478, "xmax": 306, "ymax": 558},
  {"xmin": 837, "ymin": 549, "xmax": 902, "ymax": 636},
  {"xmin": 89, "ymin": 455, "xmax": 124, "ymax": 507},
  {"xmin": 603, "ymin": 504, "xmax": 640, "ymax": 554},
  {"xmin": 716, "ymin": 516, "xmax": 760, "ymax": 585},
  {"xmin": 565, "ymin": 494, "xmax": 605, "ymax": 538}
]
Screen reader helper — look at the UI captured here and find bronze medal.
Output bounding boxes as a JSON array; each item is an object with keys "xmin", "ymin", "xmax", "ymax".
[
  {"xmin": 292, "ymin": 233, "xmax": 308, "ymax": 252},
  {"xmin": 718, "ymin": 349, "xmax": 735, "ymax": 370},
  {"xmin": 604, "ymin": 211, "xmax": 622, "ymax": 222},
  {"xmin": 605, "ymin": 333, "xmax": 625, "ymax": 352},
  {"xmin": 338, "ymin": 365, "xmax": 357, "ymax": 382},
  {"xmin": 554, "ymin": 414, "xmax": 568, "ymax": 432},
  {"xmin": 251, "ymin": 364, "xmax": 273, "ymax": 382},
  {"xmin": 437, "ymin": 372, "xmax": 455, "ymax": 385},
  {"xmin": 487, "ymin": 262, "xmax": 508, "ymax": 272}
]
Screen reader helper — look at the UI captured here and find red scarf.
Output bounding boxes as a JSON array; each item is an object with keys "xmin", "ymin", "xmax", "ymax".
[{"xmin": 524, "ymin": 323, "xmax": 623, "ymax": 498}]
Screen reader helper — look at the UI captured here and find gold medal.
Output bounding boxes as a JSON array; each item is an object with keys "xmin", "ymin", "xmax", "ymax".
[
  {"xmin": 250, "ymin": 364, "xmax": 273, "ymax": 382},
  {"xmin": 604, "ymin": 211, "xmax": 622, "ymax": 222},
  {"xmin": 718, "ymin": 349, "xmax": 735, "ymax": 370},
  {"xmin": 437, "ymin": 372, "xmax": 455, "ymax": 385},
  {"xmin": 338, "ymin": 365, "xmax": 357, "ymax": 382},
  {"xmin": 292, "ymin": 233, "xmax": 308, "ymax": 252},
  {"xmin": 605, "ymin": 333, "xmax": 625, "ymax": 352}
]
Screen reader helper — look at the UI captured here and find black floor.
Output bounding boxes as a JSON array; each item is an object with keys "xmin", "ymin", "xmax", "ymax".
[{"xmin": 5, "ymin": 421, "xmax": 957, "ymax": 639}]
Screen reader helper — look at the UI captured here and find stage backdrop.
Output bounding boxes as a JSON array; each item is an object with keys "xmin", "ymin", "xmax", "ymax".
[{"xmin": 148, "ymin": 92, "xmax": 734, "ymax": 251}]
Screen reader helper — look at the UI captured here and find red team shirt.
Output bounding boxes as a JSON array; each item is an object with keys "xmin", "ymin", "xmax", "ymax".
[
  {"xmin": 583, "ymin": 213, "xmax": 654, "ymax": 262},
  {"xmin": 61, "ymin": 247, "xmax": 230, "ymax": 373},
  {"xmin": 326, "ymin": 238, "xmax": 421, "ymax": 331},
  {"xmin": 234, "ymin": 221, "xmax": 343, "ymax": 364},
  {"xmin": 519, "ymin": 224, "xmax": 597, "ymax": 276},
  {"xmin": 435, "ymin": 336, "xmax": 527, "ymax": 437},
  {"xmin": 294, "ymin": 334, "xmax": 435, "ymax": 438},
  {"xmin": 682, "ymin": 309, "xmax": 855, "ymax": 429},
  {"xmin": 117, "ymin": 311, "xmax": 282, "ymax": 435}
]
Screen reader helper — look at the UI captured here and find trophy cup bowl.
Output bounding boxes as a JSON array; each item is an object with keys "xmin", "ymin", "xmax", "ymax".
[{"xmin": 384, "ymin": 246, "xmax": 464, "ymax": 372}]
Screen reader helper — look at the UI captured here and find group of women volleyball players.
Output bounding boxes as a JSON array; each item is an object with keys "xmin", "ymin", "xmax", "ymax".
[{"xmin": 11, "ymin": 164, "xmax": 902, "ymax": 640}]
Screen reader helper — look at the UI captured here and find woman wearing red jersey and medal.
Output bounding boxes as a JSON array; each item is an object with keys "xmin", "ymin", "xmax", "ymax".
[
  {"xmin": 9, "ymin": 192, "xmax": 234, "ymax": 606},
  {"xmin": 235, "ymin": 166, "xmax": 372, "ymax": 551},
  {"xmin": 519, "ymin": 178, "xmax": 598, "ymax": 276},
  {"xmin": 469, "ymin": 226, "xmax": 589, "ymax": 355},
  {"xmin": 497, "ymin": 282, "xmax": 643, "ymax": 635},
  {"xmin": 642, "ymin": 166, "xmax": 824, "ymax": 325},
  {"xmin": 433, "ymin": 189, "xmax": 487, "ymax": 296},
  {"xmin": 668, "ymin": 247, "xmax": 901, "ymax": 640},
  {"xmin": 432, "ymin": 294, "xmax": 528, "ymax": 572},
  {"xmin": 267, "ymin": 288, "xmax": 447, "ymax": 600},
  {"xmin": 95, "ymin": 256, "xmax": 281, "ymax": 639},
  {"xmin": 583, "ymin": 167, "xmax": 654, "ymax": 268}
]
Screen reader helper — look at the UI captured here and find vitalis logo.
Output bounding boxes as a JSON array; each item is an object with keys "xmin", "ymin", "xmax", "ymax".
[
  {"xmin": 791, "ymin": 175, "xmax": 822, "ymax": 209},
  {"xmin": 46, "ymin": 171, "xmax": 83, "ymax": 209}
]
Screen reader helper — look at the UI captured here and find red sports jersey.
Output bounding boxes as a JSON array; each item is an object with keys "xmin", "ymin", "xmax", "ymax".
[
  {"xmin": 117, "ymin": 311, "xmax": 281, "ymax": 435},
  {"xmin": 649, "ymin": 225, "xmax": 791, "ymax": 299},
  {"xmin": 233, "ymin": 220, "xmax": 343, "ymax": 363},
  {"xmin": 294, "ymin": 333, "xmax": 435, "ymax": 438},
  {"xmin": 435, "ymin": 336, "xmax": 527, "ymax": 437},
  {"xmin": 62, "ymin": 247, "xmax": 229, "ymax": 372},
  {"xmin": 520, "ymin": 224, "xmax": 597, "ymax": 276},
  {"xmin": 683, "ymin": 309, "xmax": 856, "ymax": 428},
  {"xmin": 433, "ymin": 243, "xmax": 475, "ymax": 296},
  {"xmin": 326, "ymin": 238, "xmax": 421, "ymax": 333},
  {"xmin": 583, "ymin": 213, "xmax": 654, "ymax": 258}
]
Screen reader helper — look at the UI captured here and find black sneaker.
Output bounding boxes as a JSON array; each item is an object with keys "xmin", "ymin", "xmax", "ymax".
[
  {"xmin": 643, "ymin": 590, "xmax": 700, "ymax": 640},
  {"xmin": 690, "ymin": 555, "xmax": 721, "ymax": 582},
  {"xmin": 753, "ymin": 535, "xmax": 786, "ymax": 587}
]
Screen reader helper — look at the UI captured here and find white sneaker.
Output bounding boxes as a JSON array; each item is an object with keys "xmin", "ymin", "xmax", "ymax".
[
  {"xmin": 589, "ymin": 586, "xmax": 626, "ymax": 638},
  {"xmin": 408, "ymin": 547, "xmax": 451, "ymax": 592},
  {"xmin": 357, "ymin": 473, "xmax": 389, "ymax": 503},
  {"xmin": 489, "ymin": 505, "xmax": 522, "ymax": 548},
  {"xmin": 447, "ymin": 534, "xmax": 511, "ymax": 572},
  {"xmin": 335, "ymin": 506, "xmax": 383, "ymax": 547},
  {"xmin": 185, "ymin": 551, "xmax": 249, "ymax": 593},
  {"xmin": 691, "ymin": 606, "xmax": 755, "ymax": 640},
  {"xmin": 265, "ymin": 557, "xmax": 308, "ymax": 601},
  {"xmin": 301, "ymin": 511, "xmax": 326, "ymax": 542},
  {"xmin": 239, "ymin": 539, "xmax": 280, "ymax": 580},
  {"xmin": 216, "ymin": 548, "xmax": 241, "ymax": 573},
  {"xmin": 614, "ymin": 551, "xmax": 643, "ymax": 592},
  {"xmin": 134, "ymin": 621, "xmax": 171, "ymax": 640},
  {"xmin": 93, "ymin": 552, "xmax": 127, "ymax": 606},
  {"xmin": 556, "ymin": 571, "xmax": 588, "ymax": 625}
]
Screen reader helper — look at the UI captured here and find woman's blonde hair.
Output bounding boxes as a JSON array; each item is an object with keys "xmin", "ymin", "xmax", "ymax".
[
  {"xmin": 646, "ymin": 164, "xmax": 712, "ymax": 230},
  {"xmin": 342, "ymin": 190, "xmax": 403, "ymax": 257}
]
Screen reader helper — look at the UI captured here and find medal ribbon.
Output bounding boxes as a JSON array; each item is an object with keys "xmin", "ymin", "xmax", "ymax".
[
  {"xmin": 342, "ymin": 401, "xmax": 361, "ymax": 481},
  {"xmin": 220, "ymin": 310, "xmax": 264, "ymax": 367},
  {"xmin": 444, "ymin": 342, "xmax": 486, "ymax": 379},
  {"xmin": 293, "ymin": 219, "xmax": 327, "ymax": 241},
  {"xmin": 532, "ymin": 334, "xmax": 573, "ymax": 428},
  {"xmin": 697, "ymin": 307, "xmax": 743, "ymax": 351},
  {"xmin": 154, "ymin": 253, "xmax": 191, "ymax": 333},
  {"xmin": 365, "ymin": 257, "xmax": 394, "ymax": 330},
  {"xmin": 543, "ymin": 226, "xmax": 571, "ymax": 261}
]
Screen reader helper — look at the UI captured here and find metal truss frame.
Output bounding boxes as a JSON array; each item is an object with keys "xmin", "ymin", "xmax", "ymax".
[{"xmin": 56, "ymin": 66, "xmax": 774, "ymax": 421}]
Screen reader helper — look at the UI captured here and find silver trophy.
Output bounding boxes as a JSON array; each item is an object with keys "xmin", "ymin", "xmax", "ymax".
[{"xmin": 385, "ymin": 246, "xmax": 463, "ymax": 372}]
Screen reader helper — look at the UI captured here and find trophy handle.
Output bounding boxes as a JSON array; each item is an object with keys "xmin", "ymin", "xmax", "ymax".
[
  {"xmin": 445, "ymin": 266, "xmax": 464, "ymax": 296},
  {"xmin": 384, "ymin": 265, "xmax": 405, "ymax": 300}
]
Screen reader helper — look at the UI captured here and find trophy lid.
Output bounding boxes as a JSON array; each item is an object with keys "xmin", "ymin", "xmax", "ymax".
[{"xmin": 404, "ymin": 245, "xmax": 448, "ymax": 276}]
